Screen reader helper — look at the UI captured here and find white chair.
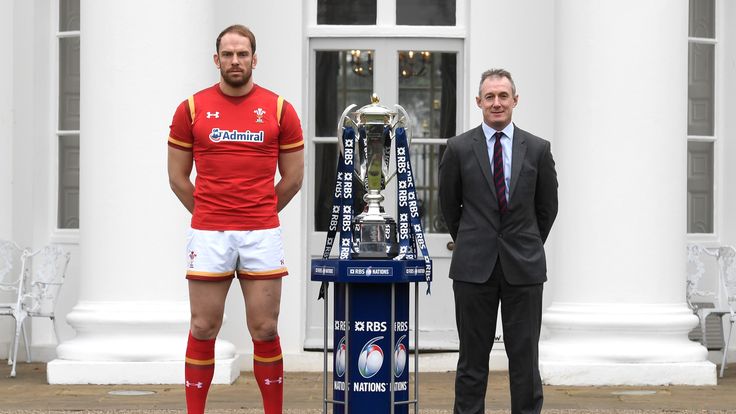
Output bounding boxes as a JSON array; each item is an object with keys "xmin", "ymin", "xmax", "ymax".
[
  {"xmin": 0, "ymin": 240, "xmax": 31, "ymax": 377},
  {"xmin": 13, "ymin": 245, "xmax": 71, "ymax": 374},
  {"xmin": 686, "ymin": 244, "xmax": 736, "ymax": 378}
]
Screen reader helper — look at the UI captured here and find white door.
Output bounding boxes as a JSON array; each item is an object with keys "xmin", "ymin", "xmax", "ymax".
[{"xmin": 305, "ymin": 38, "xmax": 463, "ymax": 350}]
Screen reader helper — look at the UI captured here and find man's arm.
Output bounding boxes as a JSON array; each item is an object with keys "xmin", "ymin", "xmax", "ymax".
[
  {"xmin": 535, "ymin": 141, "xmax": 558, "ymax": 243},
  {"xmin": 275, "ymin": 149, "xmax": 304, "ymax": 212},
  {"xmin": 438, "ymin": 143, "xmax": 462, "ymax": 241},
  {"xmin": 168, "ymin": 146, "xmax": 195, "ymax": 213}
]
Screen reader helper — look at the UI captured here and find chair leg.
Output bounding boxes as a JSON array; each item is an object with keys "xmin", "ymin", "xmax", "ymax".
[
  {"xmin": 721, "ymin": 321, "xmax": 734, "ymax": 378},
  {"xmin": 50, "ymin": 316, "xmax": 60, "ymax": 344},
  {"xmin": 10, "ymin": 316, "xmax": 26, "ymax": 378},
  {"xmin": 21, "ymin": 321, "xmax": 31, "ymax": 363},
  {"xmin": 6, "ymin": 327, "xmax": 13, "ymax": 365}
]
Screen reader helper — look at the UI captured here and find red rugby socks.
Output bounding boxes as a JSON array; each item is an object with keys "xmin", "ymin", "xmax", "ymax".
[
  {"xmin": 253, "ymin": 336, "xmax": 284, "ymax": 414},
  {"xmin": 184, "ymin": 332, "xmax": 215, "ymax": 414}
]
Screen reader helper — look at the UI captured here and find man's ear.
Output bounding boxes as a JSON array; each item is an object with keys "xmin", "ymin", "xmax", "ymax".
[
  {"xmin": 475, "ymin": 96, "xmax": 482, "ymax": 108},
  {"xmin": 252, "ymin": 53, "xmax": 258, "ymax": 69},
  {"xmin": 213, "ymin": 53, "xmax": 220, "ymax": 69}
]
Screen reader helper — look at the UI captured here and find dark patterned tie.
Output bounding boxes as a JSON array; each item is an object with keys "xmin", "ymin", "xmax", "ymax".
[{"xmin": 493, "ymin": 131, "xmax": 508, "ymax": 214}]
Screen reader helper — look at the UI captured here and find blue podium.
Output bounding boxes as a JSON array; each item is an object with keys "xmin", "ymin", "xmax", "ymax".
[{"xmin": 311, "ymin": 259, "xmax": 429, "ymax": 414}]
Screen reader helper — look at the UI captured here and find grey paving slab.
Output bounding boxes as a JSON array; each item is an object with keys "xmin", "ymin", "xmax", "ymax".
[{"xmin": 1, "ymin": 362, "xmax": 736, "ymax": 413}]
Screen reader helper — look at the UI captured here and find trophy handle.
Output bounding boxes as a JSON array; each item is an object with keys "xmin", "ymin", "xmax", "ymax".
[
  {"xmin": 336, "ymin": 104, "xmax": 358, "ymax": 158},
  {"xmin": 392, "ymin": 104, "xmax": 412, "ymax": 138},
  {"xmin": 384, "ymin": 104, "xmax": 412, "ymax": 185}
]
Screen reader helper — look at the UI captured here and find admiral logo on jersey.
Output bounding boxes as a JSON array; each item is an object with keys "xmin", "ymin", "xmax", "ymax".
[{"xmin": 209, "ymin": 128, "xmax": 265, "ymax": 143}]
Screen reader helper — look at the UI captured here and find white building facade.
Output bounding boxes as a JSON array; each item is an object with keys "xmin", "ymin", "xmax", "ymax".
[{"xmin": 1, "ymin": 0, "xmax": 734, "ymax": 385}]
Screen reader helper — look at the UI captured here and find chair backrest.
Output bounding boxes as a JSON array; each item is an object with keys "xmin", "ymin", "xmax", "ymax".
[
  {"xmin": 22, "ymin": 244, "xmax": 71, "ymax": 316},
  {"xmin": 714, "ymin": 245, "xmax": 736, "ymax": 316},
  {"xmin": 687, "ymin": 244, "xmax": 716, "ymax": 310},
  {"xmin": 0, "ymin": 240, "xmax": 26, "ymax": 296},
  {"xmin": 687, "ymin": 244, "xmax": 736, "ymax": 314}
]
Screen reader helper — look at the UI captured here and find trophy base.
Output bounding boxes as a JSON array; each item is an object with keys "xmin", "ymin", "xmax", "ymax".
[{"xmin": 352, "ymin": 218, "xmax": 399, "ymax": 259}]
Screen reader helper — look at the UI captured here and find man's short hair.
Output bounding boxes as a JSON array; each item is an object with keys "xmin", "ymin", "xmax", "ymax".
[
  {"xmin": 478, "ymin": 68, "xmax": 516, "ymax": 97},
  {"xmin": 216, "ymin": 24, "xmax": 256, "ymax": 54}
]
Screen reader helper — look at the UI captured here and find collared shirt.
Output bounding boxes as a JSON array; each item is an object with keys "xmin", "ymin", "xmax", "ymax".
[{"xmin": 482, "ymin": 122, "xmax": 514, "ymax": 203}]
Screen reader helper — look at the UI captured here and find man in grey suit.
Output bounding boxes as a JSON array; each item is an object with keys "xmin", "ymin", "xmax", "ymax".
[{"xmin": 439, "ymin": 68, "xmax": 558, "ymax": 414}]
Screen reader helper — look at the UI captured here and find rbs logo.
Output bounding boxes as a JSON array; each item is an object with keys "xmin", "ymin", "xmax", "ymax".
[{"xmin": 354, "ymin": 321, "xmax": 387, "ymax": 332}]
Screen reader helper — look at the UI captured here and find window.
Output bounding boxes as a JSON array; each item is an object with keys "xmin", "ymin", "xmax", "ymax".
[
  {"xmin": 316, "ymin": 0, "xmax": 456, "ymax": 26},
  {"xmin": 311, "ymin": 45, "xmax": 458, "ymax": 234},
  {"xmin": 398, "ymin": 51, "xmax": 456, "ymax": 233},
  {"xmin": 396, "ymin": 0, "xmax": 456, "ymax": 26},
  {"xmin": 318, "ymin": 0, "xmax": 377, "ymax": 24},
  {"xmin": 687, "ymin": 0, "xmax": 716, "ymax": 234},
  {"xmin": 313, "ymin": 50, "xmax": 375, "ymax": 231},
  {"xmin": 57, "ymin": 0, "xmax": 80, "ymax": 229}
]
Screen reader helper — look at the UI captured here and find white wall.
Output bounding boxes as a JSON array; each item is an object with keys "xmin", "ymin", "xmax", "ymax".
[
  {"xmin": 0, "ymin": 1, "xmax": 13, "ymax": 240},
  {"xmin": 0, "ymin": 0, "xmax": 15, "ymax": 352}
]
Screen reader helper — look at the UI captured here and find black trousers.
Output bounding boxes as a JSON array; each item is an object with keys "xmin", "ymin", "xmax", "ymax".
[{"xmin": 453, "ymin": 260, "xmax": 544, "ymax": 414}]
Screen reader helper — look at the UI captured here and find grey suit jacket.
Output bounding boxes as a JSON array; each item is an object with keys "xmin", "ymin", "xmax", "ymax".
[{"xmin": 438, "ymin": 124, "xmax": 558, "ymax": 285}]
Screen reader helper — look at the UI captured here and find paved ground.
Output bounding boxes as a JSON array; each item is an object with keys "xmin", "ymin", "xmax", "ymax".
[{"xmin": 1, "ymin": 362, "xmax": 736, "ymax": 413}]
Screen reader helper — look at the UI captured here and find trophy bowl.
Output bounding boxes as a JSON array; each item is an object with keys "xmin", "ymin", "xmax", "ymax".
[{"xmin": 337, "ymin": 94, "xmax": 411, "ymax": 259}]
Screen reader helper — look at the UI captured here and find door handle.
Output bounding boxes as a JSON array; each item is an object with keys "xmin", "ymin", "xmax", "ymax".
[{"xmin": 446, "ymin": 241, "xmax": 455, "ymax": 251}]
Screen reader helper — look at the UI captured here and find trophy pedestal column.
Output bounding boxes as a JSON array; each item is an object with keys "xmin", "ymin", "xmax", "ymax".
[{"xmin": 311, "ymin": 259, "xmax": 428, "ymax": 414}]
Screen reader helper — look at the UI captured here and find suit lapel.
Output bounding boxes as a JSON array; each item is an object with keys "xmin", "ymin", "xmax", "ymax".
[
  {"xmin": 471, "ymin": 126, "xmax": 497, "ymax": 201},
  {"xmin": 509, "ymin": 126, "xmax": 528, "ymax": 202}
]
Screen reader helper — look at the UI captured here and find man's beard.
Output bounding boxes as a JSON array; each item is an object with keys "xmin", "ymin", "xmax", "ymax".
[{"xmin": 221, "ymin": 68, "xmax": 251, "ymax": 88}]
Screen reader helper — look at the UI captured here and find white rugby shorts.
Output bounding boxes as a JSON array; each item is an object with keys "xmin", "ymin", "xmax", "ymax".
[{"xmin": 185, "ymin": 227, "xmax": 288, "ymax": 281}]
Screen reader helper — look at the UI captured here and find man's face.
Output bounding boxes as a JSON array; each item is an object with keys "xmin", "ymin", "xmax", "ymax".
[
  {"xmin": 214, "ymin": 33, "xmax": 256, "ymax": 88},
  {"xmin": 476, "ymin": 76, "xmax": 518, "ymax": 131}
]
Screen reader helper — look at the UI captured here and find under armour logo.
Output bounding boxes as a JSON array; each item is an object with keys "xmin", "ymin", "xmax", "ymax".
[
  {"xmin": 263, "ymin": 377, "xmax": 283, "ymax": 385},
  {"xmin": 206, "ymin": 111, "xmax": 220, "ymax": 119},
  {"xmin": 185, "ymin": 380, "xmax": 204, "ymax": 389}
]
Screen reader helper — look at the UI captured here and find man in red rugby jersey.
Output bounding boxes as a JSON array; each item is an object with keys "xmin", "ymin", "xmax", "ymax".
[{"xmin": 167, "ymin": 24, "xmax": 304, "ymax": 414}]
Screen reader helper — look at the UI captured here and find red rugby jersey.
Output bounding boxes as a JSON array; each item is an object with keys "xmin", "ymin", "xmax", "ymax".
[{"xmin": 168, "ymin": 84, "xmax": 304, "ymax": 230}]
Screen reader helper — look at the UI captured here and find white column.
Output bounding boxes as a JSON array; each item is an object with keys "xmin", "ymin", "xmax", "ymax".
[
  {"xmin": 47, "ymin": 0, "xmax": 240, "ymax": 384},
  {"xmin": 0, "ymin": 1, "xmax": 12, "ymax": 240},
  {"xmin": 539, "ymin": 0, "xmax": 716, "ymax": 385}
]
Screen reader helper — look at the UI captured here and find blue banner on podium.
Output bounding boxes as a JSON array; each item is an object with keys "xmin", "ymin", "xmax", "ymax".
[{"xmin": 332, "ymin": 282, "xmax": 409, "ymax": 414}]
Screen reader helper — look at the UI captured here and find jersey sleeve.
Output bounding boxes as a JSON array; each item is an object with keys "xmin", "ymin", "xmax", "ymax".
[
  {"xmin": 168, "ymin": 98, "xmax": 194, "ymax": 151},
  {"xmin": 277, "ymin": 100, "xmax": 304, "ymax": 153}
]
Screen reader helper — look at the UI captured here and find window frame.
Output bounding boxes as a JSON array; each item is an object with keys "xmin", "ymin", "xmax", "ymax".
[
  {"xmin": 307, "ymin": 0, "xmax": 466, "ymax": 38},
  {"xmin": 686, "ymin": 0, "xmax": 721, "ymax": 243},
  {"xmin": 306, "ymin": 37, "xmax": 463, "ymax": 238},
  {"xmin": 51, "ymin": 0, "xmax": 81, "ymax": 243}
]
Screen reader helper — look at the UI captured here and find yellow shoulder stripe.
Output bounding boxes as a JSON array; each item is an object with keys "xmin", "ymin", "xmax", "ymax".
[
  {"xmin": 276, "ymin": 96, "xmax": 284, "ymax": 127},
  {"xmin": 188, "ymin": 95, "xmax": 196, "ymax": 124},
  {"xmin": 279, "ymin": 140, "xmax": 304, "ymax": 150},
  {"xmin": 168, "ymin": 136, "xmax": 193, "ymax": 148}
]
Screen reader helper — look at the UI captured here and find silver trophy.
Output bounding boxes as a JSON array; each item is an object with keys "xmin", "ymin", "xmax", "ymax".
[{"xmin": 338, "ymin": 94, "xmax": 411, "ymax": 259}]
